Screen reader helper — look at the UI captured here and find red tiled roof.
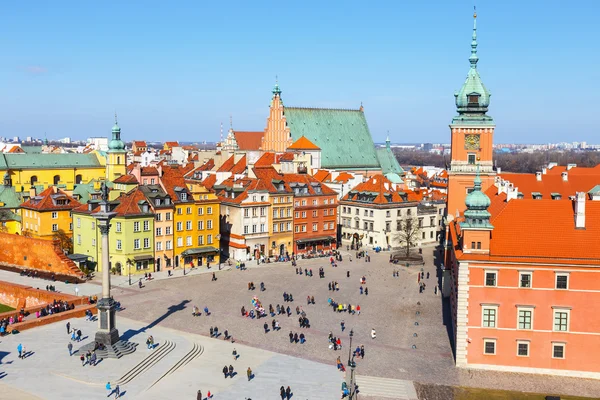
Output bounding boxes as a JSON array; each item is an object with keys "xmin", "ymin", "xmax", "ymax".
[
  {"xmin": 112, "ymin": 188, "xmax": 151, "ymax": 216},
  {"xmin": 165, "ymin": 141, "xmax": 179, "ymax": 147},
  {"xmin": 255, "ymin": 152, "xmax": 276, "ymax": 167},
  {"xmin": 21, "ymin": 187, "xmax": 82, "ymax": 211},
  {"xmin": 160, "ymin": 165, "xmax": 192, "ymax": 203},
  {"xmin": 342, "ymin": 174, "xmax": 409, "ymax": 204},
  {"xmin": 313, "ymin": 170, "xmax": 331, "ymax": 182},
  {"xmin": 334, "ymin": 172, "xmax": 353, "ymax": 183},
  {"xmin": 278, "ymin": 173, "xmax": 337, "ymax": 196},
  {"xmin": 288, "ymin": 136, "xmax": 320, "ymax": 150},
  {"xmin": 141, "ymin": 167, "xmax": 159, "ymax": 176},
  {"xmin": 217, "ymin": 155, "xmax": 235, "ymax": 172},
  {"xmin": 202, "ymin": 174, "xmax": 217, "ymax": 190},
  {"xmin": 233, "ymin": 131, "xmax": 265, "ymax": 151},
  {"xmin": 8, "ymin": 146, "xmax": 24, "ymax": 153},
  {"xmin": 230, "ymin": 155, "xmax": 247, "ymax": 175},
  {"xmin": 278, "ymin": 153, "xmax": 295, "ymax": 162},
  {"xmin": 499, "ymin": 171, "xmax": 600, "ymax": 199},
  {"xmin": 133, "ymin": 141, "xmax": 147, "ymax": 147},
  {"xmin": 113, "ymin": 175, "xmax": 138, "ymax": 184},
  {"xmin": 198, "ymin": 159, "xmax": 215, "ymax": 171},
  {"xmin": 253, "ymin": 167, "xmax": 294, "ymax": 194}
]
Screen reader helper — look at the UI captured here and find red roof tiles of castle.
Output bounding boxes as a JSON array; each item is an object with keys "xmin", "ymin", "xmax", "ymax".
[
  {"xmin": 217, "ymin": 155, "xmax": 235, "ymax": 172},
  {"xmin": 288, "ymin": 136, "xmax": 320, "ymax": 150},
  {"xmin": 499, "ymin": 171, "xmax": 600, "ymax": 199},
  {"xmin": 230, "ymin": 155, "xmax": 247, "ymax": 175},
  {"xmin": 313, "ymin": 170, "xmax": 331, "ymax": 182},
  {"xmin": 254, "ymin": 152, "xmax": 276, "ymax": 167},
  {"xmin": 451, "ymin": 189, "xmax": 600, "ymax": 265}
]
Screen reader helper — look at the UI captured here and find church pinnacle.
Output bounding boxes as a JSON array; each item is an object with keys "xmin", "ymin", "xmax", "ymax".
[
  {"xmin": 461, "ymin": 165, "xmax": 493, "ymax": 229},
  {"xmin": 469, "ymin": 7, "xmax": 478, "ymax": 68}
]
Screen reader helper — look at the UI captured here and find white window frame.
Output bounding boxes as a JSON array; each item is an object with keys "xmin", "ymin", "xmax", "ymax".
[
  {"xmin": 516, "ymin": 340, "xmax": 530, "ymax": 357},
  {"xmin": 207, "ymin": 220, "xmax": 212, "ymax": 229},
  {"xmin": 133, "ymin": 239, "xmax": 140, "ymax": 249},
  {"xmin": 553, "ymin": 308, "xmax": 570, "ymax": 332},
  {"xmin": 207, "ymin": 234, "xmax": 212, "ymax": 244},
  {"xmin": 517, "ymin": 306, "xmax": 534, "ymax": 330},
  {"xmin": 481, "ymin": 305, "xmax": 498, "ymax": 328},
  {"xmin": 116, "ymin": 239, "xmax": 122, "ymax": 250},
  {"xmin": 519, "ymin": 271, "xmax": 532, "ymax": 288},
  {"xmin": 484, "ymin": 270, "xmax": 498, "ymax": 287},
  {"xmin": 555, "ymin": 272, "xmax": 569, "ymax": 290},
  {"xmin": 51, "ymin": 211, "xmax": 58, "ymax": 219},
  {"xmin": 483, "ymin": 338, "xmax": 496, "ymax": 355},
  {"xmin": 186, "ymin": 236, "xmax": 192, "ymax": 246},
  {"xmin": 552, "ymin": 342, "xmax": 566, "ymax": 359},
  {"xmin": 133, "ymin": 221, "xmax": 140, "ymax": 232},
  {"xmin": 116, "ymin": 222, "xmax": 121, "ymax": 232},
  {"xmin": 177, "ymin": 237, "xmax": 183, "ymax": 247},
  {"xmin": 143, "ymin": 237, "xmax": 150, "ymax": 248},
  {"xmin": 143, "ymin": 220, "xmax": 150, "ymax": 231},
  {"xmin": 77, "ymin": 218, "xmax": 81, "ymax": 228},
  {"xmin": 207, "ymin": 207, "xmax": 212, "ymax": 215},
  {"xmin": 156, "ymin": 227, "xmax": 162, "ymax": 236},
  {"xmin": 52, "ymin": 224, "xmax": 58, "ymax": 232}
]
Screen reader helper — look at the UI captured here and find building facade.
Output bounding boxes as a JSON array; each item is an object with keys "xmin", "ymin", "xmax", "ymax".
[{"xmin": 20, "ymin": 186, "xmax": 81, "ymax": 239}]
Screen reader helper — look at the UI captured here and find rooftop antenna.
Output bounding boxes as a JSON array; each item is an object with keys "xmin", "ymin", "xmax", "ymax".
[
  {"xmin": 114, "ymin": 111, "xmax": 118, "ymax": 125},
  {"xmin": 220, "ymin": 122, "xmax": 223, "ymax": 144},
  {"xmin": 229, "ymin": 114, "xmax": 233, "ymax": 130}
]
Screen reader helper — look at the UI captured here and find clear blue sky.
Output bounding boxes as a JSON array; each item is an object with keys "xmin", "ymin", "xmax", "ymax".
[{"xmin": 1, "ymin": 1, "xmax": 598, "ymax": 144}]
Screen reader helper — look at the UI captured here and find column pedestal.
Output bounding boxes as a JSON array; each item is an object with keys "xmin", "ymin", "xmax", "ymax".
[{"xmin": 95, "ymin": 297, "xmax": 120, "ymax": 346}]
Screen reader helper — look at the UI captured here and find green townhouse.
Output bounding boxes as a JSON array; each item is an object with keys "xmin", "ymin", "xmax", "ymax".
[{"xmin": 72, "ymin": 187, "xmax": 155, "ymax": 276}]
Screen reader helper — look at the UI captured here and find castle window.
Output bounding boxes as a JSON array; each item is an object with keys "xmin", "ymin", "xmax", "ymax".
[
  {"xmin": 468, "ymin": 154, "xmax": 476, "ymax": 165},
  {"xmin": 468, "ymin": 94, "xmax": 480, "ymax": 105}
]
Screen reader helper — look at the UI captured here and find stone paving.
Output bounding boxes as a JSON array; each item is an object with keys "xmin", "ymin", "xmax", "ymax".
[{"xmin": 2, "ymin": 246, "xmax": 600, "ymax": 398}]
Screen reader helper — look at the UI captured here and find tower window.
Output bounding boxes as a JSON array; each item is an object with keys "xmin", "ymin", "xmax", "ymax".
[
  {"xmin": 468, "ymin": 154, "xmax": 476, "ymax": 165},
  {"xmin": 468, "ymin": 94, "xmax": 480, "ymax": 105}
]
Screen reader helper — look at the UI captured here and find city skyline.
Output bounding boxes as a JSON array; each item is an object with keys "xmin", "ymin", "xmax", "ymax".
[{"xmin": 1, "ymin": 1, "xmax": 598, "ymax": 143}]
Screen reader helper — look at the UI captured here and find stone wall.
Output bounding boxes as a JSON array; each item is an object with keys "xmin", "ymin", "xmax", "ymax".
[{"xmin": 0, "ymin": 233, "xmax": 85, "ymax": 282}]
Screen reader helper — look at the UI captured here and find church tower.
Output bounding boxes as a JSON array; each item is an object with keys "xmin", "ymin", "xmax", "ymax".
[
  {"xmin": 447, "ymin": 10, "xmax": 496, "ymax": 215},
  {"xmin": 106, "ymin": 114, "xmax": 127, "ymax": 185},
  {"xmin": 261, "ymin": 80, "xmax": 293, "ymax": 152}
]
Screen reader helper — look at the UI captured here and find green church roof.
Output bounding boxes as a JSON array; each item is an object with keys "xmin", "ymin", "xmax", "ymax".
[
  {"xmin": 376, "ymin": 138, "xmax": 404, "ymax": 176},
  {"xmin": 0, "ymin": 185, "xmax": 22, "ymax": 209},
  {"xmin": 0, "ymin": 153, "xmax": 102, "ymax": 169},
  {"xmin": 72, "ymin": 181, "xmax": 100, "ymax": 204},
  {"xmin": 284, "ymin": 107, "xmax": 380, "ymax": 170}
]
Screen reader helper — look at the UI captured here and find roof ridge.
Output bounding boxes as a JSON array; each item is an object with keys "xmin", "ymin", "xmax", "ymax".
[{"xmin": 286, "ymin": 106, "xmax": 362, "ymax": 112}]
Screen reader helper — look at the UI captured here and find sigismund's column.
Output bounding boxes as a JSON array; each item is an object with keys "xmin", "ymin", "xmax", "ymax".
[{"xmin": 92, "ymin": 186, "xmax": 120, "ymax": 346}]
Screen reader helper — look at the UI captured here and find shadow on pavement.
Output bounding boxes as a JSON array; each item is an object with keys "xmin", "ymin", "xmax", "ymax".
[{"xmin": 120, "ymin": 300, "xmax": 191, "ymax": 341}]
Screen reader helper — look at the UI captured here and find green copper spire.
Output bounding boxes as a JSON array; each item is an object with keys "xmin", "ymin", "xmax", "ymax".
[
  {"xmin": 469, "ymin": 7, "xmax": 478, "ymax": 68},
  {"xmin": 108, "ymin": 113, "xmax": 125, "ymax": 152},
  {"xmin": 461, "ymin": 165, "xmax": 493, "ymax": 229},
  {"xmin": 453, "ymin": 8, "xmax": 492, "ymax": 124},
  {"xmin": 272, "ymin": 75, "xmax": 281, "ymax": 96}
]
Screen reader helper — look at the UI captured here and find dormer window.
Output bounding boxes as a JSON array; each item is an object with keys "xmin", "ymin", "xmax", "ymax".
[
  {"xmin": 180, "ymin": 192, "xmax": 187, "ymax": 201},
  {"xmin": 468, "ymin": 93, "xmax": 480, "ymax": 106}
]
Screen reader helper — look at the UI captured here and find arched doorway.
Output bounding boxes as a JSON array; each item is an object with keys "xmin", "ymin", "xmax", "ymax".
[
  {"xmin": 53, "ymin": 175, "xmax": 60, "ymax": 185},
  {"xmin": 115, "ymin": 262, "xmax": 122, "ymax": 275},
  {"xmin": 279, "ymin": 243, "xmax": 285, "ymax": 256},
  {"xmin": 75, "ymin": 174, "xmax": 83, "ymax": 184},
  {"xmin": 30, "ymin": 176, "xmax": 38, "ymax": 186},
  {"xmin": 175, "ymin": 255, "xmax": 179, "ymax": 267}
]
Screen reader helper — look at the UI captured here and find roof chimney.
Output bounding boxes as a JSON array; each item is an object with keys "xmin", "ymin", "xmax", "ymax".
[
  {"xmin": 497, "ymin": 167, "xmax": 501, "ymax": 174},
  {"xmin": 542, "ymin": 167, "xmax": 547, "ymax": 175},
  {"xmin": 535, "ymin": 171, "xmax": 542, "ymax": 181},
  {"xmin": 561, "ymin": 171, "xmax": 568, "ymax": 182},
  {"xmin": 575, "ymin": 191, "xmax": 586, "ymax": 229},
  {"xmin": 506, "ymin": 186, "xmax": 518, "ymax": 202},
  {"xmin": 567, "ymin": 163, "xmax": 577, "ymax": 170}
]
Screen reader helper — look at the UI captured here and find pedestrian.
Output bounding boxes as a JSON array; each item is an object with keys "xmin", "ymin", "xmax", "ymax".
[
  {"xmin": 307, "ymin": 296, "xmax": 311, "ymax": 305},
  {"xmin": 286, "ymin": 386, "xmax": 292, "ymax": 400},
  {"xmin": 91, "ymin": 351, "xmax": 97, "ymax": 366},
  {"xmin": 197, "ymin": 390, "xmax": 202, "ymax": 400},
  {"xmin": 276, "ymin": 304, "xmax": 281, "ymax": 315},
  {"xmin": 247, "ymin": 367, "xmax": 252, "ymax": 381},
  {"xmin": 295, "ymin": 305, "xmax": 300, "ymax": 315},
  {"xmin": 299, "ymin": 333, "xmax": 305, "ymax": 344},
  {"xmin": 371, "ymin": 328, "xmax": 377, "ymax": 339},
  {"xmin": 212, "ymin": 272, "xmax": 217, "ymax": 281},
  {"xmin": 77, "ymin": 329, "xmax": 82, "ymax": 342},
  {"xmin": 289, "ymin": 331, "xmax": 294, "ymax": 343},
  {"xmin": 356, "ymin": 304, "xmax": 361, "ymax": 315},
  {"xmin": 347, "ymin": 270, "xmax": 350, "ymax": 278},
  {"xmin": 228, "ymin": 364, "xmax": 234, "ymax": 377},
  {"xmin": 224, "ymin": 329, "xmax": 229, "ymax": 340},
  {"xmin": 311, "ymin": 295, "xmax": 315, "ymax": 304},
  {"xmin": 214, "ymin": 326, "xmax": 219, "ymax": 337},
  {"xmin": 210, "ymin": 327, "xmax": 214, "ymax": 337},
  {"xmin": 232, "ymin": 348, "xmax": 238, "ymax": 361},
  {"xmin": 223, "ymin": 365, "xmax": 229, "ymax": 378},
  {"xmin": 293, "ymin": 332, "xmax": 299, "ymax": 343},
  {"xmin": 138, "ymin": 279, "xmax": 142, "ymax": 289},
  {"xmin": 341, "ymin": 320, "xmax": 345, "ymax": 332},
  {"xmin": 365, "ymin": 287, "xmax": 369, "ymax": 296},
  {"xmin": 427, "ymin": 271, "xmax": 430, "ymax": 279},
  {"xmin": 17, "ymin": 343, "xmax": 23, "ymax": 359},
  {"xmin": 66, "ymin": 321, "xmax": 70, "ymax": 335},
  {"xmin": 286, "ymin": 306, "xmax": 291, "ymax": 316},
  {"xmin": 434, "ymin": 286, "xmax": 438, "ymax": 295},
  {"xmin": 68, "ymin": 342, "xmax": 73, "ymax": 356},
  {"xmin": 328, "ymin": 282, "xmax": 332, "ymax": 291},
  {"xmin": 260, "ymin": 282, "xmax": 265, "ymax": 291},
  {"xmin": 272, "ymin": 319, "xmax": 276, "ymax": 330},
  {"xmin": 114, "ymin": 385, "xmax": 120, "ymax": 399},
  {"xmin": 360, "ymin": 286, "xmax": 363, "ymax": 295},
  {"xmin": 280, "ymin": 386, "xmax": 286, "ymax": 400},
  {"xmin": 360, "ymin": 344, "xmax": 365, "ymax": 359},
  {"xmin": 264, "ymin": 322, "xmax": 269, "ymax": 333},
  {"xmin": 80, "ymin": 353, "xmax": 85, "ymax": 366},
  {"xmin": 106, "ymin": 382, "xmax": 112, "ymax": 397}
]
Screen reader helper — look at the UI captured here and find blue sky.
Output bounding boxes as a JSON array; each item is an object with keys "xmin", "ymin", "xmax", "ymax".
[{"xmin": 1, "ymin": 1, "xmax": 598, "ymax": 144}]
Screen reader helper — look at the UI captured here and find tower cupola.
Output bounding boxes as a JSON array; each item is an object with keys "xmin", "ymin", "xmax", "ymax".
[
  {"xmin": 108, "ymin": 113, "xmax": 125, "ymax": 152},
  {"xmin": 454, "ymin": 9, "xmax": 492, "ymax": 121},
  {"xmin": 461, "ymin": 165, "xmax": 493, "ymax": 229}
]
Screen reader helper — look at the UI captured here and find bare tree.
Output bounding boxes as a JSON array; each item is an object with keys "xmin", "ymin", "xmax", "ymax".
[
  {"xmin": 394, "ymin": 217, "xmax": 421, "ymax": 258},
  {"xmin": 52, "ymin": 229, "xmax": 73, "ymax": 254}
]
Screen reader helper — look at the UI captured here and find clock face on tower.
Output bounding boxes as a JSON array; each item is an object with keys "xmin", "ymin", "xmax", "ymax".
[{"xmin": 464, "ymin": 134, "xmax": 480, "ymax": 150}]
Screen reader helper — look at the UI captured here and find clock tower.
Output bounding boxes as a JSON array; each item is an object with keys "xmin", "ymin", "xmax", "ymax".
[{"xmin": 447, "ymin": 9, "xmax": 496, "ymax": 215}]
